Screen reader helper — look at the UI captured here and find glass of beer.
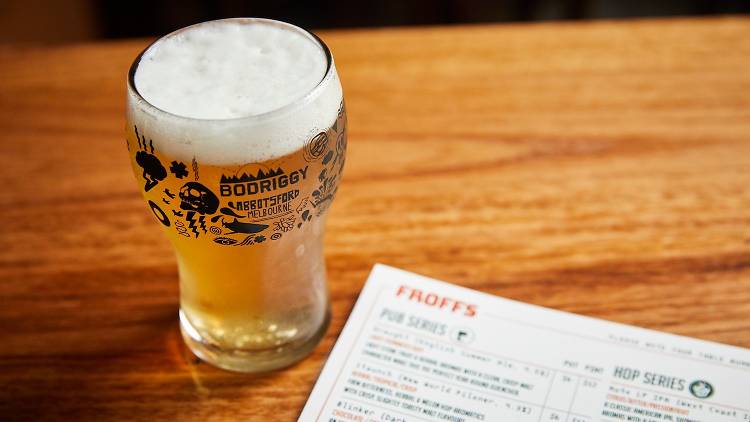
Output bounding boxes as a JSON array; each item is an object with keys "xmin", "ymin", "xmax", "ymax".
[{"xmin": 125, "ymin": 18, "xmax": 346, "ymax": 372}]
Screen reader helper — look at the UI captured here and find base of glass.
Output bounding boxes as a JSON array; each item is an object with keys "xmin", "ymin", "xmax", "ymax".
[{"xmin": 179, "ymin": 308, "xmax": 330, "ymax": 373}]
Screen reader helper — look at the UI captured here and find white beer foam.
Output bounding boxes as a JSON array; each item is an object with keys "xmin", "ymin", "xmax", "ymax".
[{"xmin": 128, "ymin": 18, "xmax": 342, "ymax": 165}]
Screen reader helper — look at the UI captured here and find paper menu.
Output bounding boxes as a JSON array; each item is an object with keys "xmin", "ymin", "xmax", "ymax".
[{"xmin": 299, "ymin": 264, "xmax": 750, "ymax": 422}]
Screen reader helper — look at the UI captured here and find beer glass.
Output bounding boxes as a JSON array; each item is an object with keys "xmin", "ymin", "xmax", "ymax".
[{"xmin": 124, "ymin": 18, "xmax": 346, "ymax": 372}]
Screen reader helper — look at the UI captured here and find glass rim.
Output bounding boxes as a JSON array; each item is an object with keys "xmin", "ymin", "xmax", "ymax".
[{"xmin": 127, "ymin": 17, "xmax": 334, "ymax": 124}]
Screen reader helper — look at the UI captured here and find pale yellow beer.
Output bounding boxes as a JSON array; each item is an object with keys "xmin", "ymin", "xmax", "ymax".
[{"xmin": 125, "ymin": 18, "xmax": 346, "ymax": 372}]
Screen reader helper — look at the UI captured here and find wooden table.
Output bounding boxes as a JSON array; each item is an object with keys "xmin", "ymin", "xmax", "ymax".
[{"xmin": 1, "ymin": 17, "xmax": 749, "ymax": 420}]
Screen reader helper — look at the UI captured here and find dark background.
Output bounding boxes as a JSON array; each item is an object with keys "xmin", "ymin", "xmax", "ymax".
[{"xmin": 1, "ymin": 0, "xmax": 749, "ymax": 43}]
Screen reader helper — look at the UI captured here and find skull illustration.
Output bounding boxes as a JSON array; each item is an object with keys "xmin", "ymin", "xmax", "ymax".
[{"xmin": 179, "ymin": 182, "xmax": 219, "ymax": 215}]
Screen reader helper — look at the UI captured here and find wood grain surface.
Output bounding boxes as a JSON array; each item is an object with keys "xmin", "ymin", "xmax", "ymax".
[{"xmin": 1, "ymin": 17, "xmax": 749, "ymax": 421}]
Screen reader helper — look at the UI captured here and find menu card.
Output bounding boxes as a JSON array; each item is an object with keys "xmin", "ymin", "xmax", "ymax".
[{"xmin": 299, "ymin": 264, "xmax": 750, "ymax": 422}]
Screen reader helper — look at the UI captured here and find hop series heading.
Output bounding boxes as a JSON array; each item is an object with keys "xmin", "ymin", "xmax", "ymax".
[{"xmin": 614, "ymin": 366, "xmax": 687, "ymax": 392}]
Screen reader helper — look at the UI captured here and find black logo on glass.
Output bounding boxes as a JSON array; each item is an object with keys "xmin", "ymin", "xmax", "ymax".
[
  {"xmin": 689, "ymin": 380, "xmax": 714, "ymax": 399},
  {"xmin": 221, "ymin": 219, "xmax": 268, "ymax": 235},
  {"xmin": 179, "ymin": 182, "xmax": 219, "ymax": 215},
  {"xmin": 170, "ymin": 161, "xmax": 189, "ymax": 179},
  {"xmin": 133, "ymin": 126, "xmax": 167, "ymax": 192},
  {"xmin": 148, "ymin": 200, "xmax": 170, "ymax": 227},
  {"xmin": 304, "ymin": 132, "xmax": 328, "ymax": 161}
]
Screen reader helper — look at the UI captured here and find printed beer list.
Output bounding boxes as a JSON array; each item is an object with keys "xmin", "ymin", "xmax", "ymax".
[{"xmin": 299, "ymin": 264, "xmax": 750, "ymax": 422}]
